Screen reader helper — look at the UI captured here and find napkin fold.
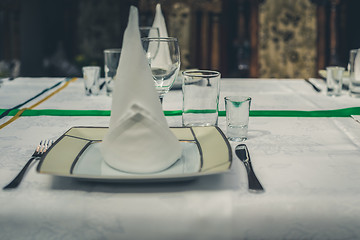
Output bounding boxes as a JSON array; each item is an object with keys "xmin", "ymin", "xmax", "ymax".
[
  {"xmin": 100, "ymin": 6, "xmax": 182, "ymax": 174},
  {"xmin": 152, "ymin": 4, "xmax": 169, "ymax": 38},
  {"xmin": 354, "ymin": 50, "xmax": 360, "ymax": 80},
  {"xmin": 151, "ymin": 4, "xmax": 172, "ymax": 67}
]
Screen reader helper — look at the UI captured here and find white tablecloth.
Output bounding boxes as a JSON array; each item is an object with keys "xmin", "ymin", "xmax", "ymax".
[{"xmin": 1, "ymin": 77, "xmax": 360, "ymax": 240}]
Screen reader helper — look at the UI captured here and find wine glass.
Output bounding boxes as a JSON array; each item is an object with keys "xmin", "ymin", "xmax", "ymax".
[
  {"xmin": 140, "ymin": 27, "xmax": 160, "ymax": 62},
  {"xmin": 139, "ymin": 27, "xmax": 159, "ymax": 39},
  {"xmin": 141, "ymin": 37, "xmax": 181, "ymax": 104}
]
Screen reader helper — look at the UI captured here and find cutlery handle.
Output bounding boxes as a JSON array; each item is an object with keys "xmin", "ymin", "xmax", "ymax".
[
  {"xmin": 3, "ymin": 157, "xmax": 36, "ymax": 190},
  {"xmin": 244, "ymin": 162, "xmax": 264, "ymax": 192},
  {"xmin": 304, "ymin": 79, "xmax": 321, "ymax": 92}
]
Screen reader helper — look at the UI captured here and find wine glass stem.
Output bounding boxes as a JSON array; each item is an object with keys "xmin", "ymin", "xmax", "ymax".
[{"xmin": 159, "ymin": 96, "xmax": 164, "ymax": 105}]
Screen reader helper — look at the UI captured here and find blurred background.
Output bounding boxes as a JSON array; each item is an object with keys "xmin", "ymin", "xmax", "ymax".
[{"xmin": 1, "ymin": 0, "xmax": 360, "ymax": 79}]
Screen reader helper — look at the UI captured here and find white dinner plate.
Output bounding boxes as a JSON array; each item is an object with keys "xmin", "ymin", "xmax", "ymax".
[{"xmin": 37, "ymin": 126, "xmax": 232, "ymax": 182}]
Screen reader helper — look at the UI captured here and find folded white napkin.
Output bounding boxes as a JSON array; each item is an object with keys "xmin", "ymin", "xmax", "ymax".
[
  {"xmin": 151, "ymin": 4, "xmax": 172, "ymax": 67},
  {"xmin": 152, "ymin": 4, "xmax": 168, "ymax": 38},
  {"xmin": 100, "ymin": 6, "xmax": 182, "ymax": 174},
  {"xmin": 354, "ymin": 50, "xmax": 360, "ymax": 80}
]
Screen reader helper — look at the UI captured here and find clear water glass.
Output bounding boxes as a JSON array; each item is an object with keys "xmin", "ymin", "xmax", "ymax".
[
  {"xmin": 104, "ymin": 49, "xmax": 121, "ymax": 96},
  {"xmin": 182, "ymin": 70, "xmax": 220, "ymax": 126},
  {"xmin": 82, "ymin": 66, "xmax": 100, "ymax": 96},
  {"xmin": 349, "ymin": 48, "xmax": 360, "ymax": 97},
  {"xmin": 326, "ymin": 66, "xmax": 344, "ymax": 97}
]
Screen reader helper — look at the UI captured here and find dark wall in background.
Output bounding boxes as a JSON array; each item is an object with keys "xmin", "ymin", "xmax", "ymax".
[
  {"xmin": 1, "ymin": 0, "xmax": 360, "ymax": 78},
  {"xmin": 1, "ymin": 0, "xmax": 136, "ymax": 77},
  {"xmin": 343, "ymin": 0, "xmax": 360, "ymax": 64}
]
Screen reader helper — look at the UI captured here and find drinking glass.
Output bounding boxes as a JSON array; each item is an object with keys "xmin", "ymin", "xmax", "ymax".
[
  {"xmin": 139, "ymin": 27, "xmax": 159, "ymax": 39},
  {"xmin": 82, "ymin": 66, "xmax": 100, "ymax": 96},
  {"xmin": 141, "ymin": 37, "xmax": 180, "ymax": 103},
  {"xmin": 140, "ymin": 28, "xmax": 160, "ymax": 63},
  {"xmin": 182, "ymin": 70, "xmax": 220, "ymax": 127},
  {"xmin": 225, "ymin": 96, "xmax": 251, "ymax": 141},
  {"xmin": 326, "ymin": 66, "xmax": 344, "ymax": 97},
  {"xmin": 104, "ymin": 49, "xmax": 121, "ymax": 96},
  {"xmin": 349, "ymin": 48, "xmax": 360, "ymax": 97}
]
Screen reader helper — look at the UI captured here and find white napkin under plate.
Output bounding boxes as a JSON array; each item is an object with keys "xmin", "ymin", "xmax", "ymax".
[{"xmin": 100, "ymin": 6, "xmax": 182, "ymax": 174}]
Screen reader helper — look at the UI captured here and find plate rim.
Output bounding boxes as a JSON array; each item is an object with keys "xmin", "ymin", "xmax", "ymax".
[{"xmin": 36, "ymin": 126, "xmax": 232, "ymax": 182}]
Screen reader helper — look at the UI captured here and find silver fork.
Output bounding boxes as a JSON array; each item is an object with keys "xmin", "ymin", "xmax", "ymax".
[{"xmin": 3, "ymin": 140, "xmax": 53, "ymax": 190}]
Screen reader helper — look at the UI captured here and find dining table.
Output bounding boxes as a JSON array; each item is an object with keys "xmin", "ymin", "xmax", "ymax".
[{"xmin": 1, "ymin": 76, "xmax": 360, "ymax": 240}]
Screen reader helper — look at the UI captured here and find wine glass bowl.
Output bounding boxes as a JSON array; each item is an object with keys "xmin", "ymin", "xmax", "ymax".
[
  {"xmin": 142, "ymin": 37, "xmax": 181, "ymax": 101},
  {"xmin": 139, "ymin": 27, "xmax": 159, "ymax": 39}
]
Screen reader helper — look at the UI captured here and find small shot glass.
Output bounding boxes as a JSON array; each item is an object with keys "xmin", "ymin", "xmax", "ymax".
[
  {"xmin": 82, "ymin": 66, "xmax": 101, "ymax": 96},
  {"xmin": 326, "ymin": 66, "xmax": 344, "ymax": 97},
  {"xmin": 225, "ymin": 96, "xmax": 251, "ymax": 142}
]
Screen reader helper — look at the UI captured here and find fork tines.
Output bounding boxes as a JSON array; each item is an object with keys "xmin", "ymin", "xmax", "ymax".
[
  {"xmin": 35, "ymin": 140, "xmax": 53, "ymax": 157},
  {"xmin": 3, "ymin": 139, "xmax": 54, "ymax": 190}
]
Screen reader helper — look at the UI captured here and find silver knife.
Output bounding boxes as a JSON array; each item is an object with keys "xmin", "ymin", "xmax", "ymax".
[
  {"xmin": 304, "ymin": 78, "xmax": 321, "ymax": 92},
  {"xmin": 235, "ymin": 144, "xmax": 264, "ymax": 192}
]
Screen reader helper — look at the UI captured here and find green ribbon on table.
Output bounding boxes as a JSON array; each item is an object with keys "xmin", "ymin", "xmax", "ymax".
[
  {"xmin": 0, "ymin": 78, "xmax": 67, "ymax": 120},
  {"xmin": 1, "ymin": 107, "xmax": 360, "ymax": 118}
]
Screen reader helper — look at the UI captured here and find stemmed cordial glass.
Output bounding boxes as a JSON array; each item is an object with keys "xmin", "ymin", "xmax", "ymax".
[{"xmin": 141, "ymin": 37, "xmax": 181, "ymax": 104}]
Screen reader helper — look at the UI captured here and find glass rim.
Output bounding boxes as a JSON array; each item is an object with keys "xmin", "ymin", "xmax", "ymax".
[
  {"xmin": 182, "ymin": 70, "xmax": 220, "ymax": 78},
  {"xmin": 104, "ymin": 48, "xmax": 122, "ymax": 53},
  {"xmin": 326, "ymin": 66, "xmax": 345, "ymax": 70},
  {"xmin": 139, "ymin": 26, "xmax": 159, "ymax": 30},
  {"xmin": 141, "ymin": 37, "xmax": 178, "ymax": 42},
  {"xmin": 82, "ymin": 66, "xmax": 101, "ymax": 70},
  {"xmin": 224, "ymin": 96, "xmax": 251, "ymax": 102}
]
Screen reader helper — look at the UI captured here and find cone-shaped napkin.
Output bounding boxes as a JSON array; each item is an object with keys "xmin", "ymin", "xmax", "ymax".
[
  {"xmin": 354, "ymin": 50, "xmax": 360, "ymax": 80},
  {"xmin": 151, "ymin": 4, "xmax": 172, "ymax": 67},
  {"xmin": 152, "ymin": 3, "xmax": 169, "ymax": 37},
  {"xmin": 100, "ymin": 6, "xmax": 182, "ymax": 174}
]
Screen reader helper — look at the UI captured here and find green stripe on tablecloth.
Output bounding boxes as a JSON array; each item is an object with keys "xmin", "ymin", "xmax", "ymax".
[
  {"xmin": 1, "ymin": 107, "xmax": 360, "ymax": 117},
  {"xmin": 249, "ymin": 107, "xmax": 360, "ymax": 117},
  {"xmin": 0, "ymin": 78, "xmax": 67, "ymax": 119}
]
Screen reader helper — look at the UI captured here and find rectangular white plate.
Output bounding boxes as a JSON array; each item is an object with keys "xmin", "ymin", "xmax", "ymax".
[{"xmin": 37, "ymin": 126, "xmax": 232, "ymax": 182}]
